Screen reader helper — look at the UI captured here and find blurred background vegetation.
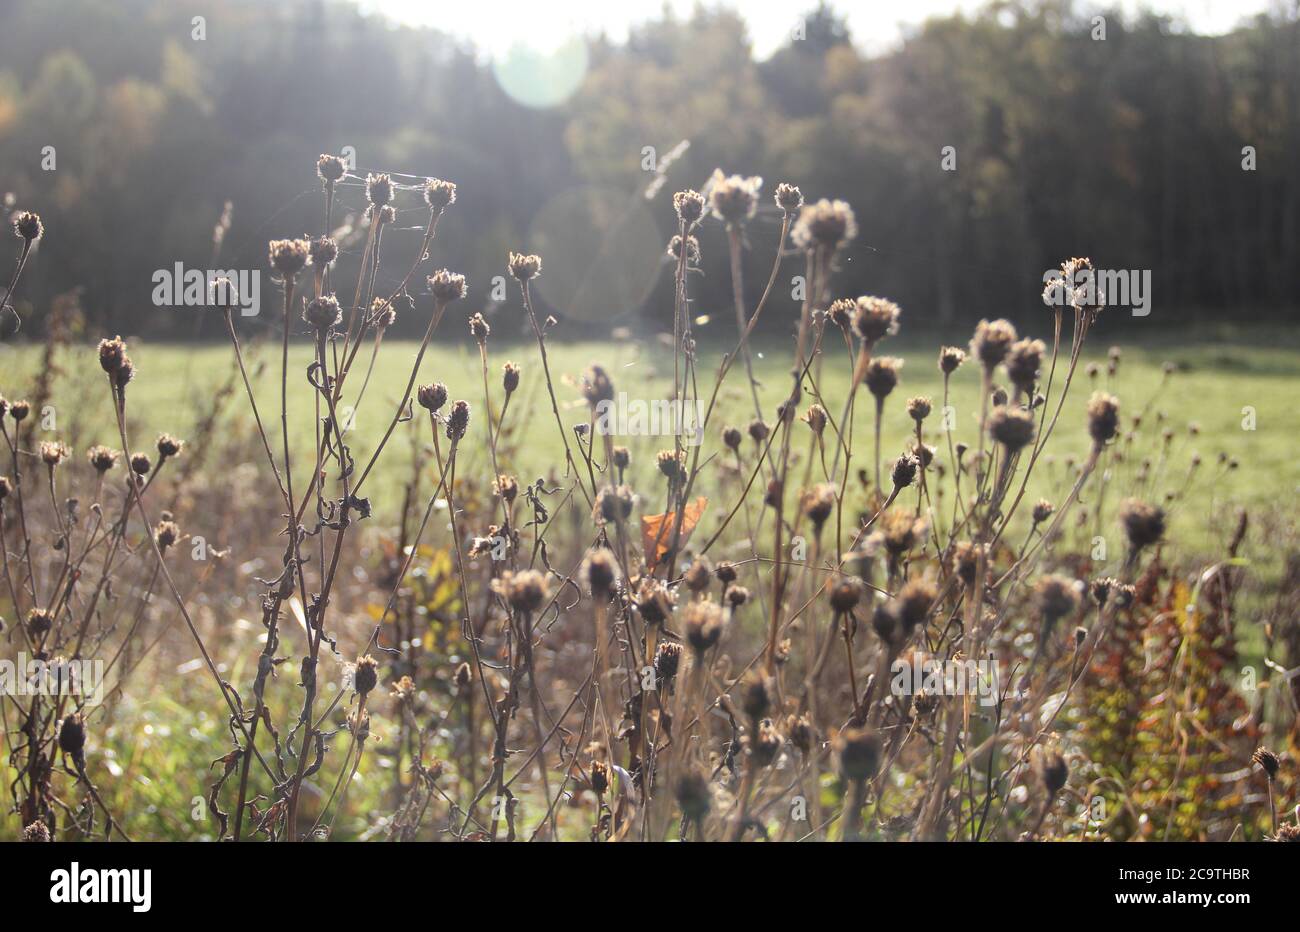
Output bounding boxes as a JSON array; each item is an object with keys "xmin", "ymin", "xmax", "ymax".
[{"xmin": 0, "ymin": 0, "xmax": 1297, "ymax": 344}]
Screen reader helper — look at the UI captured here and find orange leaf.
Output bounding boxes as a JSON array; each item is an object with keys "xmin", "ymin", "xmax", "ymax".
[{"xmin": 640, "ymin": 497, "xmax": 708, "ymax": 573}]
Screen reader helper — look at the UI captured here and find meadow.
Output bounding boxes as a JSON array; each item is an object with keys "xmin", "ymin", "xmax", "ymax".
[{"xmin": 2, "ymin": 171, "xmax": 1298, "ymax": 843}]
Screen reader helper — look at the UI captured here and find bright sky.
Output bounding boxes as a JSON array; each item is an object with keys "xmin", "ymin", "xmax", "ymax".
[{"xmin": 361, "ymin": 0, "xmax": 1278, "ymax": 58}]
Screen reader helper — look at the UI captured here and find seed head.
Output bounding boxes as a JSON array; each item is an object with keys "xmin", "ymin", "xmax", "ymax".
[
  {"xmin": 87, "ymin": 445, "xmax": 119, "ymax": 473},
  {"xmin": 584, "ymin": 549, "xmax": 619, "ymax": 600},
  {"xmin": 746, "ymin": 419, "xmax": 769, "ymax": 444},
  {"xmin": 865, "ymin": 357, "xmax": 902, "ymax": 400},
  {"xmin": 423, "ymin": 178, "xmax": 457, "ymax": 211},
  {"xmin": 58, "ymin": 713, "xmax": 86, "ymax": 757},
  {"xmin": 365, "ymin": 172, "xmax": 393, "ymax": 209},
  {"xmin": 8, "ymin": 399, "xmax": 29, "ymax": 421},
  {"xmin": 1036, "ymin": 748, "xmax": 1069, "ymax": 796},
  {"xmin": 950, "ymin": 541, "xmax": 983, "ymax": 588},
  {"xmin": 26, "ymin": 608, "xmax": 53, "ymax": 638},
  {"xmin": 268, "ymin": 238, "xmax": 311, "ymax": 277},
  {"xmin": 1118, "ymin": 499, "xmax": 1165, "ymax": 552},
  {"xmin": 13, "ymin": 211, "xmax": 43, "ymax": 242},
  {"xmin": 1032, "ymin": 499, "xmax": 1054, "ymax": 524},
  {"xmin": 611, "ymin": 446, "xmax": 629, "ymax": 471},
  {"xmin": 722, "ymin": 426, "xmax": 743, "ymax": 451},
  {"xmin": 834, "ymin": 727, "xmax": 881, "ymax": 782},
  {"xmin": 675, "ymin": 768, "xmax": 711, "ymax": 819},
  {"xmin": 581, "ymin": 365, "xmax": 615, "ymax": 406},
  {"xmin": 683, "ymin": 555, "xmax": 713, "ymax": 593},
  {"xmin": 988, "ymin": 407, "xmax": 1036, "ymax": 452},
  {"xmin": 656, "ymin": 449, "xmax": 686, "ymax": 485},
  {"xmin": 22, "ymin": 822, "xmax": 50, "ymax": 842},
  {"xmin": 774, "ymin": 182, "xmax": 804, "ymax": 214},
  {"xmin": 828, "ymin": 298, "xmax": 854, "ymax": 330},
  {"xmin": 740, "ymin": 673, "xmax": 772, "ymax": 721},
  {"xmin": 1034, "ymin": 574, "xmax": 1080, "ymax": 623},
  {"xmin": 667, "ymin": 234, "xmax": 700, "ymax": 264},
  {"xmin": 803, "ymin": 483, "xmax": 836, "ymax": 531},
  {"xmin": 1087, "ymin": 392, "xmax": 1121, "ymax": 445},
  {"xmin": 502, "ymin": 361, "xmax": 520, "ymax": 395},
  {"xmin": 502, "ymin": 569, "xmax": 550, "ymax": 614},
  {"xmin": 1252, "ymin": 746, "xmax": 1281, "ymax": 781},
  {"xmin": 98, "ymin": 337, "xmax": 129, "ymax": 376},
  {"xmin": 791, "ymin": 198, "xmax": 858, "ymax": 252},
  {"xmin": 309, "ymin": 236, "xmax": 338, "ymax": 268},
  {"xmin": 939, "ymin": 345, "xmax": 967, "ymax": 375},
  {"xmin": 303, "ymin": 295, "xmax": 341, "ymax": 331},
  {"xmin": 40, "ymin": 441, "xmax": 69, "ymax": 468},
  {"xmin": 673, "ymin": 189, "xmax": 705, "ymax": 226},
  {"xmin": 0, "ymin": 476, "xmax": 10, "ymax": 501},
  {"xmin": 970, "ymin": 319, "xmax": 1018, "ymax": 371},
  {"xmin": 429, "ymin": 269, "xmax": 467, "ymax": 304},
  {"xmin": 654, "ymin": 641, "xmax": 683, "ymax": 685},
  {"xmin": 906, "ymin": 396, "xmax": 932, "ymax": 421},
  {"xmin": 155, "ymin": 519, "xmax": 180, "ymax": 551},
  {"xmin": 1006, "ymin": 338, "xmax": 1045, "ymax": 393},
  {"xmin": 829, "ymin": 577, "xmax": 864, "ymax": 614},
  {"xmin": 890, "ymin": 452, "xmax": 919, "ymax": 489},
  {"xmin": 683, "ymin": 600, "xmax": 726, "ymax": 654},
  {"xmin": 852, "ymin": 297, "xmax": 902, "ymax": 344},
  {"xmin": 707, "ymin": 171, "xmax": 761, "ymax": 225},
  {"xmin": 594, "ymin": 484, "xmax": 634, "ymax": 525},
  {"xmin": 130, "ymin": 453, "xmax": 151, "ymax": 476},
  {"xmin": 353, "ymin": 655, "xmax": 379, "ymax": 697},
  {"xmin": 715, "ymin": 562, "xmax": 737, "ymax": 586},
  {"xmin": 507, "ymin": 251, "xmax": 541, "ymax": 282},
  {"xmin": 445, "ymin": 400, "xmax": 470, "ymax": 441},
  {"xmin": 635, "ymin": 578, "xmax": 674, "ymax": 626},
  {"xmin": 725, "ymin": 585, "xmax": 750, "ymax": 608},
  {"xmin": 454, "ymin": 661, "xmax": 472, "ymax": 689},
  {"xmin": 316, "ymin": 154, "xmax": 346, "ymax": 184},
  {"xmin": 896, "ymin": 579, "xmax": 937, "ymax": 634},
  {"xmin": 417, "ymin": 382, "xmax": 447, "ymax": 413},
  {"xmin": 496, "ymin": 474, "xmax": 518, "ymax": 506}
]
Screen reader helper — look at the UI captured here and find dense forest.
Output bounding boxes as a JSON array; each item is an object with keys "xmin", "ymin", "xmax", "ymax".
[{"xmin": 1, "ymin": 0, "xmax": 1297, "ymax": 341}]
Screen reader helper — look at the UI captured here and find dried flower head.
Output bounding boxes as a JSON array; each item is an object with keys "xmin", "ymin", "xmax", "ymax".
[
  {"xmin": 445, "ymin": 400, "xmax": 470, "ymax": 441},
  {"xmin": 1006, "ymin": 338, "xmax": 1045, "ymax": 393},
  {"xmin": 317, "ymin": 154, "xmax": 346, "ymax": 184},
  {"xmin": 931, "ymin": 349, "xmax": 965, "ymax": 382},
  {"xmin": 507, "ymin": 251, "xmax": 541, "ymax": 282},
  {"xmin": 1035, "ymin": 748, "xmax": 1069, "ymax": 796},
  {"xmin": 1118, "ymin": 498, "xmax": 1166, "ymax": 553},
  {"xmin": 58, "ymin": 713, "xmax": 86, "ymax": 757},
  {"xmin": 970, "ymin": 319, "xmax": 1018, "ymax": 371},
  {"xmin": 155, "ymin": 519, "xmax": 180, "ymax": 551},
  {"xmin": 635, "ymin": 578, "xmax": 674, "ymax": 626},
  {"xmin": 21, "ymin": 821, "xmax": 50, "ymax": 842},
  {"xmin": 584, "ymin": 549, "xmax": 619, "ymax": 600},
  {"xmin": 417, "ymin": 382, "xmax": 448, "ymax": 413},
  {"xmin": 40, "ymin": 441, "xmax": 69, "ymax": 468},
  {"xmin": 365, "ymin": 172, "xmax": 393, "ymax": 209},
  {"xmin": 13, "ymin": 211, "xmax": 43, "ymax": 242},
  {"xmin": 87, "ymin": 445, "xmax": 119, "ymax": 473},
  {"xmin": 1034, "ymin": 574, "xmax": 1080, "ymax": 623},
  {"xmin": 655, "ymin": 448, "xmax": 686, "ymax": 485},
  {"xmin": 429, "ymin": 269, "xmax": 468, "ymax": 304},
  {"xmin": 774, "ymin": 182, "xmax": 804, "ymax": 214},
  {"xmin": 865, "ymin": 357, "xmax": 902, "ymax": 400},
  {"xmin": 673, "ymin": 189, "xmax": 706, "ymax": 226},
  {"xmin": 683, "ymin": 600, "xmax": 726, "ymax": 654},
  {"xmin": 1087, "ymin": 392, "xmax": 1121, "ymax": 445},
  {"xmin": 683, "ymin": 555, "xmax": 713, "ymax": 593},
  {"xmin": 890, "ymin": 452, "xmax": 919, "ymax": 489},
  {"xmin": 594, "ymin": 484, "xmax": 634, "ymax": 525},
  {"xmin": 1032, "ymin": 499, "xmax": 1054, "ymax": 524},
  {"xmin": 303, "ymin": 295, "xmax": 341, "ymax": 331},
  {"xmin": 707, "ymin": 171, "xmax": 761, "ymax": 225},
  {"xmin": 26, "ymin": 608, "xmax": 53, "ymax": 638},
  {"xmin": 1252, "ymin": 747, "xmax": 1281, "ymax": 781},
  {"xmin": 654, "ymin": 641, "xmax": 683, "ymax": 685},
  {"xmin": 803, "ymin": 483, "xmax": 836, "ymax": 531},
  {"xmin": 581, "ymin": 364, "xmax": 615, "ymax": 407},
  {"xmin": 8, "ymin": 399, "xmax": 30, "ymax": 421},
  {"xmin": 130, "ymin": 452, "xmax": 151, "ymax": 476},
  {"xmin": 309, "ymin": 236, "xmax": 338, "ymax": 268},
  {"xmin": 353, "ymin": 655, "xmax": 379, "ymax": 697},
  {"xmin": 988, "ymin": 407, "xmax": 1036, "ymax": 452},
  {"xmin": 906, "ymin": 396, "xmax": 932, "ymax": 422},
  {"xmin": 829, "ymin": 577, "xmax": 864, "ymax": 614},
  {"xmin": 423, "ymin": 178, "xmax": 457, "ymax": 211},
  {"xmin": 834, "ymin": 727, "xmax": 881, "ymax": 782},
  {"xmin": 791, "ymin": 198, "xmax": 858, "ymax": 252},
  {"xmin": 502, "ymin": 361, "xmax": 520, "ymax": 395},
  {"xmin": 852, "ymin": 297, "xmax": 902, "ymax": 344},
  {"xmin": 268, "ymin": 238, "xmax": 311, "ymax": 277},
  {"xmin": 500, "ymin": 569, "xmax": 550, "ymax": 614},
  {"xmin": 667, "ymin": 234, "xmax": 700, "ymax": 264}
]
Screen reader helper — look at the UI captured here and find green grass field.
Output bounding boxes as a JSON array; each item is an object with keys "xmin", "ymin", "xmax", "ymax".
[{"xmin": 3, "ymin": 323, "xmax": 1296, "ymax": 534}]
